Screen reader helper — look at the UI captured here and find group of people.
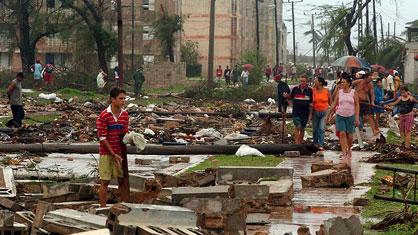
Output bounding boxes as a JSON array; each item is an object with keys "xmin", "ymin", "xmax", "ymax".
[
  {"xmin": 215, "ymin": 65, "xmax": 250, "ymax": 87},
  {"xmin": 31, "ymin": 60, "xmax": 55, "ymax": 86},
  {"xmin": 276, "ymin": 70, "xmax": 417, "ymax": 165},
  {"xmin": 96, "ymin": 66, "xmax": 145, "ymax": 97}
]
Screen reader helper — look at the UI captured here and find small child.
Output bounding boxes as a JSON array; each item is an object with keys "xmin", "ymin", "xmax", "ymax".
[{"xmin": 386, "ymin": 86, "xmax": 417, "ymax": 149}]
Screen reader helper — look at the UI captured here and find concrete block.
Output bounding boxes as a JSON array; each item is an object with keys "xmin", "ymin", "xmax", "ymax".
[
  {"xmin": 172, "ymin": 185, "xmax": 231, "ymax": 206},
  {"xmin": 128, "ymin": 174, "xmax": 154, "ymax": 191},
  {"xmin": 311, "ymin": 160, "xmax": 334, "ymax": 173},
  {"xmin": 323, "ymin": 215, "xmax": 363, "ymax": 235},
  {"xmin": 233, "ymin": 184, "xmax": 269, "ymax": 200},
  {"xmin": 0, "ymin": 209, "xmax": 14, "ymax": 227},
  {"xmin": 169, "ymin": 156, "xmax": 190, "ymax": 164},
  {"xmin": 216, "ymin": 167, "xmax": 293, "ymax": 184},
  {"xmin": 42, "ymin": 183, "xmax": 71, "ymax": 198},
  {"xmin": 42, "ymin": 209, "xmax": 106, "ymax": 234},
  {"xmin": 259, "ymin": 178, "xmax": 294, "ymax": 206},
  {"xmin": 134, "ymin": 158, "xmax": 153, "ymax": 165},
  {"xmin": 353, "ymin": 198, "xmax": 370, "ymax": 206},
  {"xmin": 301, "ymin": 169, "xmax": 354, "ymax": 188},
  {"xmin": 109, "ymin": 203, "xmax": 197, "ymax": 228}
]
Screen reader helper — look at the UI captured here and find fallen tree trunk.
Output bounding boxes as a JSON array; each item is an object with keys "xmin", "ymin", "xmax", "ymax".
[
  {"xmin": 0, "ymin": 143, "xmax": 318, "ymax": 155},
  {"xmin": 129, "ymin": 110, "xmax": 293, "ymax": 119}
]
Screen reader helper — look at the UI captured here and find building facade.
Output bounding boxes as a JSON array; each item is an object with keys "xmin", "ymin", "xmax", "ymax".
[{"xmin": 179, "ymin": 0, "xmax": 287, "ymax": 77}]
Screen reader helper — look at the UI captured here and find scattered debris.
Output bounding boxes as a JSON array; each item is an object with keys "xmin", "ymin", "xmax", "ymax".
[{"xmin": 235, "ymin": 145, "xmax": 265, "ymax": 157}]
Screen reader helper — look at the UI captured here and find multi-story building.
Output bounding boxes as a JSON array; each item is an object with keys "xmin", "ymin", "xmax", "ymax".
[
  {"xmin": 1, "ymin": 0, "xmax": 287, "ymax": 77},
  {"xmin": 180, "ymin": 0, "xmax": 287, "ymax": 76}
]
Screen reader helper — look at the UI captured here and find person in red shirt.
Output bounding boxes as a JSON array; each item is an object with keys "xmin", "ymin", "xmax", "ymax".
[
  {"xmin": 265, "ymin": 65, "xmax": 272, "ymax": 82},
  {"xmin": 96, "ymin": 87, "xmax": 129, "ymax": 207},
  {"xmin": 216, "ymin": 65, "xmax": 223, "ymax": 82}
]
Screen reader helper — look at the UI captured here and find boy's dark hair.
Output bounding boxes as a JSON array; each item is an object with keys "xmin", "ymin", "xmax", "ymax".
[
  {"xmin": 317, "ymin": 77, "xmax": 328, "ymax": 86},
  {"xmin": 109, "ymin": 87, "xmax": 126, "ymax": 99},
  {"xmin": 400, "ymin": 86, "xmax": 409, "ymax": 92},
  {"xmin": 376, "ymin": 78, "xmax": 382, "ymax": 83},
  {"xmin": 16, "ymin": 72, "xmax": 24, "ymax": 78}
]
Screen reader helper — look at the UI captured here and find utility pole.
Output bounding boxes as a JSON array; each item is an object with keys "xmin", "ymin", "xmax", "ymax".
[
  {"xmin": 274, "ymin": 0, "xmax": 280, "ymax": 67},
  {"xmin": 131, "ymin": 0, "xmax": 135, "ymax": 70},
  {"xmin": 285, "ymin": 0, "xmax": 303, "ymax": 65},
  {"xmin": 387, "ymin": 22, "xmax": 390, "ymax": 39},
  {"xmin": 380, "ymin": 15, "xmax": 384, "ymax": 42},
  {"xmin": 116, "ymin": 0, "xmax": 124, "ymax": 86},
  {"xmin": 393, "ymin": 22, "xmax": 396, "ymax": 38},
  {"xmin": 365, "ymin": 1, "xmax": 370, "ymax": 36},
  {"xmin": 304, "ymin": 12, "xmax": 320, "ymax": 68},
  {"xmin": 207, "ymin": 0, "xmax": 216, "ymax": 88},
  {"xmin": 255, "ymin": 0, "xmax": 260, "ymax": 51},
  {"xmin": 372, "ymin": 0, "xmax": 377, "ymax": 55}
]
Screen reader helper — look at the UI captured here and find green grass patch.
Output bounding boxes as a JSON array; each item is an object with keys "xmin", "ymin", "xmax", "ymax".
[
  {"xmin": 143, "ymin": 84, "xmax": 187, "ymax": 95},
  {"xmin": 386, "ymin": 130, "xmax": 418, "ymax": 146},
  {"xmin": 57, "ymin": 88, "xmax": 106, "ymax": 101},
  {"xmin": 0, "ymin": 113, "xmax": 60, "ymax": 127},
  {"xmin": 186, "ymin": 155, "xmax": 284, "ymax": 172},
  {"xmin": 362, "ymin": 163, "xmax": 418, "ymax": 234}
]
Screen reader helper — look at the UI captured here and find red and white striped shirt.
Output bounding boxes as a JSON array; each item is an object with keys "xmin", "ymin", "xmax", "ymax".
[{"xmin": 96, "ymin": 105, "xmax": 129, "ymax": 155}]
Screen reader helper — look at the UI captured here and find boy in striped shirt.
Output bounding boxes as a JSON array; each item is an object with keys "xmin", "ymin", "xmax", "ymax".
[{"xmin": 96, "ymin": 87, "xmax": 129, "ymax": 207}]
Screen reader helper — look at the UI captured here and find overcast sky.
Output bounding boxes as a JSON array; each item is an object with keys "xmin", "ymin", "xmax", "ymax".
[{"xmin": 283, "ymin": 0, "xmax": 418, "ymax": 56}]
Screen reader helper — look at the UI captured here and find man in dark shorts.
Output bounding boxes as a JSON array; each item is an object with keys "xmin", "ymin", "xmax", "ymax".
[
  {"xmin": 290, "ymin": 75, "xmax": 313, "ymax": 144},
  {"xmin": 352, "ymin": 72, "xmax": 380, "ymax": 136},
  {"xmin": 275, "ymin": 74, "xmax": 290, "ymax": 113}
]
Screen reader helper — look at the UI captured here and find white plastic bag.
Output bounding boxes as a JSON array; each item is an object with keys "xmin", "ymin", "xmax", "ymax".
[
  {"xmin": 123, "ymin": 132, "xmax": 147, "ymax": 151},
  {"xmin": 235, "ymin": 145, "xmax": 264, "ymax": 157}
]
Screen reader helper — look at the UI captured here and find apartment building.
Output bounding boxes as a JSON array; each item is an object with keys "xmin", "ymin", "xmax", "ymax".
[{"xmin": 179, "ymin": 0, "xmax": 287, "ymax": 76}]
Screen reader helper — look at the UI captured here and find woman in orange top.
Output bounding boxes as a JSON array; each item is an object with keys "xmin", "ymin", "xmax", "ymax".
[{"xmin": 312, "ymin": 77, "xmax": 332, "ymax": 150}]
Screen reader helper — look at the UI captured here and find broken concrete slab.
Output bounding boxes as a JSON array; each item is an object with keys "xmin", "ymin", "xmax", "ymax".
[
  {"xmin": 352, "ymin": 197, "xmax": 370, "ymax": 206},
  {"xmin": 259, "ymin": 178, "xmax": 294, "ymax": 206},
  {"xmin": 233, "ymin": 184, "xmax": 269, "ymax": 200},
  {"xmin": 0, "ymin": 222, "xmax": 28, "ymax": 234},
  {"xmin": 246, "ymin": 213, "xmax": 270, "ymax": 225},
  {"xmin": 216, "ymin": 166, "xmax": 293, "ymax": 184},
  {"xmin": 127, "ymin": 174, "xmax": 155, "ymax": 192},
  {"xmin": 301, "ymin": 169, "xmax": 354, "ymax": 188},
  {"xmin": 108, "ymin": 203, "xmax": 197, "ymax": 228},
  {"xmin": 42, "ymin": 209, "xmax": 106, "ymax": 234},
  {"xmin": 172, "ymin": 185, "xmax": 232, "ymax": 206},
  {"xmin": 0, "ymin": 167, "xmax": 17, "ymax": 197}
]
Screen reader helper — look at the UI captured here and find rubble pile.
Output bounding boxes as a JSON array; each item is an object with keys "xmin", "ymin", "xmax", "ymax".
[
  {"xmin": 301, "ymin": 160, "xmax": 354, "ymax": 188},
  {"xmin": 365, "ymin": 149, "xmax": 418, "ymax": 163}
]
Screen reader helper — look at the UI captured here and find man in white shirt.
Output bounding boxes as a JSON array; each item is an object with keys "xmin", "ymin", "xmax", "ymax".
[
  {"xmin": 385, "ymin": 72, "xmax": 394, "ymax": 99},
  {"xmin": 241, "ymin": 67, "xmax": 250, "ymax": 88}
]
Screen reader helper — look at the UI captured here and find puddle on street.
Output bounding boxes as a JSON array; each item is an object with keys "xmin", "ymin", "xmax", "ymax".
[{"xmin": 248, "ymin": 151, "xmax": 376, "ymax": 234}]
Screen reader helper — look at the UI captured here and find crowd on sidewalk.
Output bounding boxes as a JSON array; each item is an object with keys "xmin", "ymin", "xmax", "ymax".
[{"xmin": 275, "ymin": 69, "xmax": 417, "ymax": 167}]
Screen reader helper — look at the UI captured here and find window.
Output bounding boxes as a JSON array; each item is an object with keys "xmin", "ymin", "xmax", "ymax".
[
  {"xmin": 143, "ymin": 26, "xmax": 154, "ymax": 40},
  {"xmin": 143, "ymin": 55, "xmax": 155, "ymax": 64},
  {"xmin": 47, "ymin": 0, "xmax": 55, "ymax": 8},
  {"xmin": 45, "ymin": 53, "xmax": 71, "ymax": 67},
  {"xmin": 0, "ymin": 53, "xmax": 10, "ymax": 69},
  {"xmin": 143, "ymin": 0, "xmax": 155, "ymax": 11}
]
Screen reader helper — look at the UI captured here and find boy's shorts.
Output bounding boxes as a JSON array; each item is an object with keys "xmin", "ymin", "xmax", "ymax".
[{"xmin": 99, "ymin": 154, "xmax": 122, "ymax": 181}]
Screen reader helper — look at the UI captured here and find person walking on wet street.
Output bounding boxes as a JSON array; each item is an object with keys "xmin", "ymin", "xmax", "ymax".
[
  {"xmin": 385, "ymin": 86, "xmax": 417, "ymax": 149},
  {"xmin": 290, "ymin": 75, "xmax": 313, "ymax": 144},
  {"xmin": 372, "ymin": 78, "xmax": 385, "ymax": 129},
  {"xmin": 327, "ymin": 76, "xmax": 360, "ymax": 162},
  {"xmin": 96, "ymin": 87, "xmax": 129, "ymax": 207},
  {"xmin": 275, "ymin": 74, "xmax": 290, "ymax": 113},
  {"xmin": 352, "ymin": 72, "xmax": 380, "ymax": 136},
  {"xmin": 312, "ymin": 77, "xmax": 332, "ymax": 150},
  {"xmin": 6, "ymin": 72, "xmax": 25, "ymax": 128}
]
